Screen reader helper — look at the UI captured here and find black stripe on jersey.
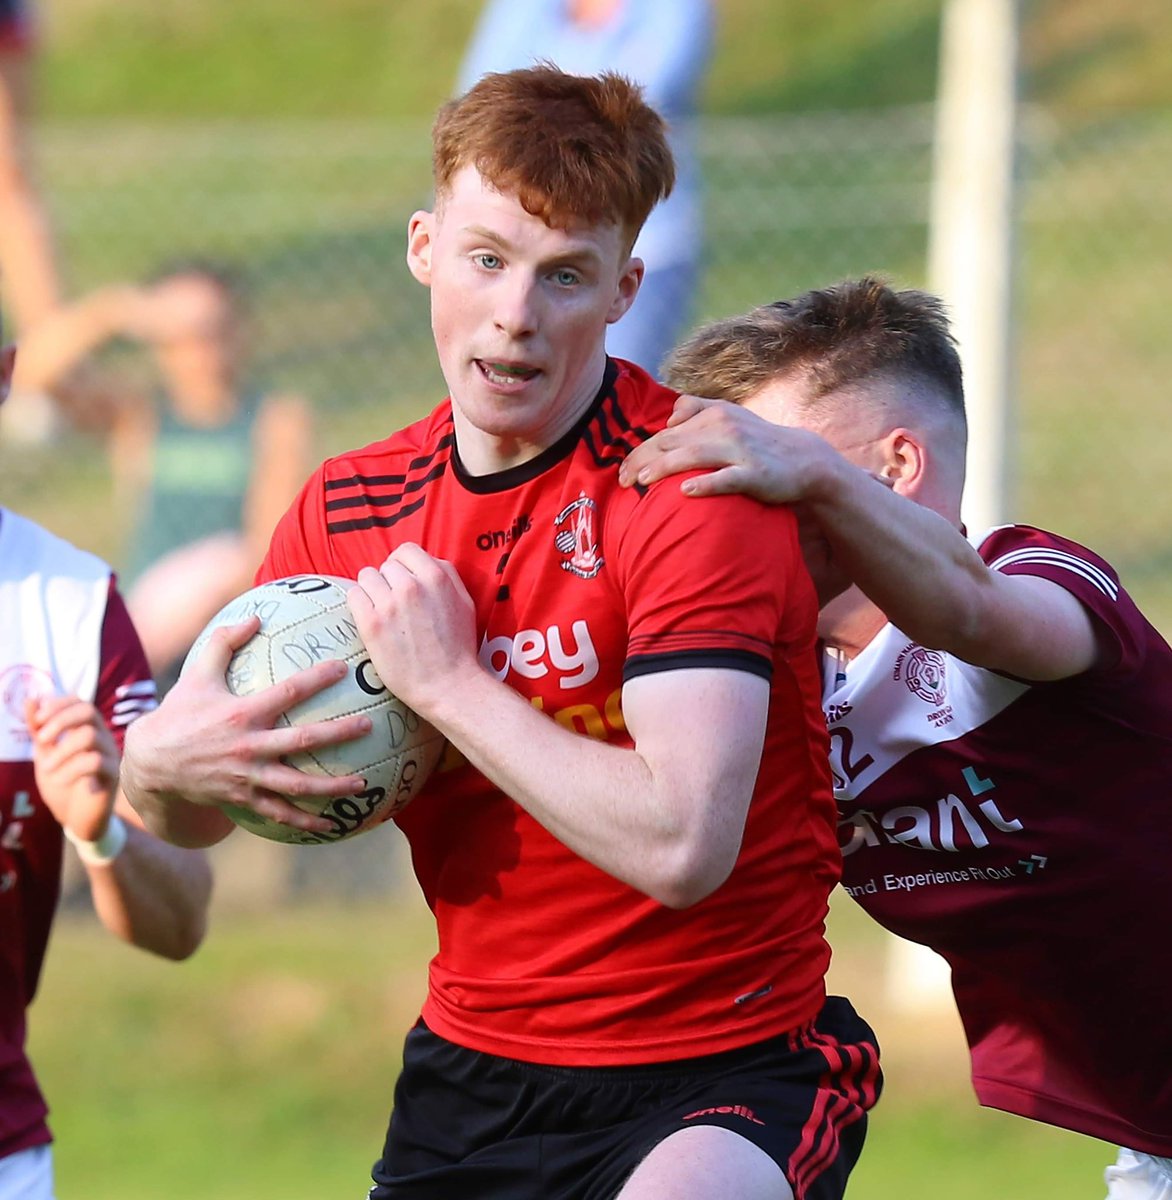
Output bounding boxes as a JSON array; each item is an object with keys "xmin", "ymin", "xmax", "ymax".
[
  {"xmin": 324, "ymin": 433, "xmax": 455, "ymax": 494},
  {"xmin": 326, "ymin": 436, "xmax": 460, "ymax": 487},
  {"xmin": 328, "ymin": 494, "xmax": 428, "ymax": 534},
  {"xmin": 582, "ymin": 368, "xmax": 656, "ymax": 473},
  {"xmin": 628, "ymin": 629, "xmax": 776, "ymax": 656},
  {"xmin": 326, "ymin": 462, "xmax": 447, "ymax": 513},
  {"xmin": 325, "ymin": 435, "xmax": 454, "ymax": 534},
  {"xmin": 623, "ymin": 647, "xmax": 774, "ymax": 683}
]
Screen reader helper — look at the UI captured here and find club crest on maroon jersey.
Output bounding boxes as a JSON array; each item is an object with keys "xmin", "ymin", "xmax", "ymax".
[
  {"xmin": 0, "ymin": 664, "xmax": 54, "ymax": 740},
  {"xmin": 901, "ymin": 647, "xmax": 948, "ymax": 706},
  {"xmin": 554, "ymin": 493, "xmax": 604, "ymax": 579}
]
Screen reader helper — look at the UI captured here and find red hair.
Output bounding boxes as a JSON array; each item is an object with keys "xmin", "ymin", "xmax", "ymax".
[{"xmin": 432, "ymin": 64, "xmax": 675, "ymax": 251}]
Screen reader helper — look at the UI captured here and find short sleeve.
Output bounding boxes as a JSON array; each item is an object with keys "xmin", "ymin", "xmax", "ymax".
[
  {"xmin": 95, "ymin": 580, "xmax": 156, "ymax": 751},
  {"xmin": 979, "ymin": 523, "xmax": 1146, "ymax": 675},
  {"xmin": 615, "ymin": 475, "xmax": 812, "ymax": 683}
]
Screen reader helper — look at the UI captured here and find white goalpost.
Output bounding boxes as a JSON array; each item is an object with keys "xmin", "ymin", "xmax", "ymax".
[{"xmin": 885, "ymin": 0, "xmax": 1020, "ymax": 1013}]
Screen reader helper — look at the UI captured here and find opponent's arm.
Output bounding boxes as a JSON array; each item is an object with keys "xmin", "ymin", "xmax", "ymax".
[
  {"xmin": 28, "ymin": 695, "xmax": 211, "ymax": 960},
  {"xmin": 620, "ymin": 396, "xmax": 1102, "ymax": 681},
  {"xmin": 800, "ymin": 447, "xmax": 1103, "ymax": 679},
  {"xmin": 349, "ymin": 544, "xmax": 768, "ymax": 908},
  {"xmin": 121, "ymin": 618, "xmax": 372, "ymax": 847}
]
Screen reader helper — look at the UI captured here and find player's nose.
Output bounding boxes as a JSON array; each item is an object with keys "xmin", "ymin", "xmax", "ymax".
[{"xmin": 493, "ymin": 273, "xmax": 540, "ymax": 338}]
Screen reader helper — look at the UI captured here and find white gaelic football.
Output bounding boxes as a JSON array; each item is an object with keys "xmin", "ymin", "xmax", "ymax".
[{"xmin": 182, "ymin": 574, "xmax": 446, "ymax": 845}]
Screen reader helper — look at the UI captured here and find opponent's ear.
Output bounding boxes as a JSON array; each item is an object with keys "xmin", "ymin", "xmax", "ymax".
[
  {"xmin": 877, "ymin": 428, "xmax": 927, "ymax": 496},
  {"xmin": 406, "ymin": 211, "xmax": 435, "ymax": 286},
  {"xmin": 606, "ymin": 256, "xmax": 645, "ymax": 325}
]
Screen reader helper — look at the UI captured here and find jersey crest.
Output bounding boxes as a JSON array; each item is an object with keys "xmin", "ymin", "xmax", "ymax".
[{"xmin": 554, "ymin": 492, "xmax": 604, "ymax": 579}]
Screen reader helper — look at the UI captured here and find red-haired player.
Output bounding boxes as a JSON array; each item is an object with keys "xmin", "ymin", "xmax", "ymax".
[{"xmin": 122, "ymin": 67, "xmax": 881, "ymax": 1200}]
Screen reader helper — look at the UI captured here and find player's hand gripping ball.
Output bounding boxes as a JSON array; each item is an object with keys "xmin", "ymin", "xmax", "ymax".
[{"xmin": 182, "ymin": 575, "xmax": 446, "ymax": 845}]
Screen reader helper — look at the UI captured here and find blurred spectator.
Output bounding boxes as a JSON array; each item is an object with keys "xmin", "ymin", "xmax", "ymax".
[
  {"xmin": 0, "ymin": 0, "xmax": 57, "ymax": 330},
  {"xmin": 457, "ymin": 0, "xmax": 714, "ymax": 377},
  {"xmin": 0, "ymin": 0, "xmax": 68, "ymax": 440},
  {"xmin": 14, "ymin": 262, "xmax": 313, "ymax": 688}
]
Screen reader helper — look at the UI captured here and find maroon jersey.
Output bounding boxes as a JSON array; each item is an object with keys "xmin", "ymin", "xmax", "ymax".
[
  {"xmin": 260, "ymin": 360, "xmax": 842, "ymax": 1066},
  {"xmin": 0, "ymin": 0, "xmax": 34, "ymax": 52},
  {"xmin": 827, "ymin": 523, "xmax": 1172, "ymax": 1153},
  {"xmin": 0, "ymin": 509, "xmax": 157, "ymax": 1160}
]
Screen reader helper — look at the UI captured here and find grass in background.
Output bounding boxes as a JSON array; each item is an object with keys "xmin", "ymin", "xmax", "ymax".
[{"xmin": 37, "ymin": 0, "xmax": 1172, "ymax": 119}]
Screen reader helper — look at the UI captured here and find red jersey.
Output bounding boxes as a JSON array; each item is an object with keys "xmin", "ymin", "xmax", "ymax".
[
  {"xmin": 828, "ymin": 523, "xmax": 1172, "ymax": 1154},
  {"xmin": 0, "ymin": 509, "xmax": 157, "ymax": 1160},
  {"xmin": 261, "ymin": 359, "xmax": 841, "ymax": 1066}
]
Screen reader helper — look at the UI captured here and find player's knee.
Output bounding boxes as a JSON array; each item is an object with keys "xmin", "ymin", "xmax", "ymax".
[{"xmin": 617, "ymin": 1125, "xmax": 792, "ymax": 1200}]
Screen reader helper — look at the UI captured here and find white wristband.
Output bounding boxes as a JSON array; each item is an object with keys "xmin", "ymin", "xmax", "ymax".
[{"xmin": 65, "ymin": 814, "xmax": 129, "ymax": 865}]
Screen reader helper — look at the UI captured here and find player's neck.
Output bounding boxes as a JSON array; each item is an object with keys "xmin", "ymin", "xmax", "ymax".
[
  {"xmin": 817, "ymin": 590, "xmax": 887, "ymax": 661},
  {"xmin": 169, "ymin": 377, "xmax": 239, "ymax": 425},
  {"xmin": 450, "ymin": 367, "xmax": 606, "ymax": 476}
]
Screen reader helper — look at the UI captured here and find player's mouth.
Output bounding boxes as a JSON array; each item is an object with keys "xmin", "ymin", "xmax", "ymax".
[{"xmin": 476, "ymin": 359, "xmax": 540, "ymax": 387}]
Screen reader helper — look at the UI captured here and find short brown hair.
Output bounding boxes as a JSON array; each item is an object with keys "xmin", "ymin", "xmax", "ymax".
[
  {"xmin": 664, "ymin": 277, "xmax": 966, "ymax": 420},
  {"xmin": 432, "ymin": 64, "xmax": 675, "ymax": 252}
]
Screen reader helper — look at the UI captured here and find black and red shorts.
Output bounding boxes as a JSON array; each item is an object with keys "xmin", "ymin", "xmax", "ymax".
[{"xmin": 369, "ymin": 995, "xmax": 882, "ymax": 1200}]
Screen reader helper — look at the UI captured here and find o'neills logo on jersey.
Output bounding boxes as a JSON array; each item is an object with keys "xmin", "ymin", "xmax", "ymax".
[
  {"xmin": 894, "ymin": 645, "xmax": 948, "ymax": 706},
  {"xmin": 0, "ymin": 664, "xmax": 54, "ymax": 739},
  {"xmin": 554, "ymin": 493, "xmax": 603, "ymax": 579},
  {"xmin": 476, "ymin": 513, "xmax": 531, "ymax": 553}
]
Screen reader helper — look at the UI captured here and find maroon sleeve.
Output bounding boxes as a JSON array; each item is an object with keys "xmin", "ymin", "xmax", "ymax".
[
  {"xmin": 979, "ymin": 523, "xmax": 1146, "ymax": 676},
  {"xmin": 96, "ymin": 579, "xmax": 156, "ymax": 751}
]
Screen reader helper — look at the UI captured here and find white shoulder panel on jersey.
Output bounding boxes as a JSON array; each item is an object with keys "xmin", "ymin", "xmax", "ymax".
[
  {"xmin": 824, "ymin": 622, "xmax": 1029, "ymax": 804},
  {"xmin": 0, "ymin": 508, "xmax": 112, "ymax": 760}
]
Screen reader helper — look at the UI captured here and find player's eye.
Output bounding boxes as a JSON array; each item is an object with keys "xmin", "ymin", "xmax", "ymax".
[
  {"xmin": 552, "ymin": 268, "xmax": 580, "ymax": 287},
  {"xmin": 475, "ymin": 253, "xmax": 502, "ymax": 270}
]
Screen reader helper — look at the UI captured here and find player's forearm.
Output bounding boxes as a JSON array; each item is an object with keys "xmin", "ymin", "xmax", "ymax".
[
  {"xmin": 424, "ymin": 671, "xmax": 739, "ymax": 908},
  {"xmin": 86, "ymin": 820, "xmax": 213, "ymax": 960},
  {"xmin": 806, "ymin": 459, "xmax": 991, "ymax": 651}
]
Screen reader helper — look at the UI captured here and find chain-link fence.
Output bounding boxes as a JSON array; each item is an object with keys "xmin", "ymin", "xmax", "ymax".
[
  {"xmin": 5, "ymin": 104, "xmax": 1170, "ymax": 898},
  {"xmin": 5, "ymin": 105, "xmax": 1168, "ymax": 600}
]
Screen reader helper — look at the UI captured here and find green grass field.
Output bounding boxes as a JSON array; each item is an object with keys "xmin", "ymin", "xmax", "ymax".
[{"xmin": 30, "ymin": 883, "xmax": 1115, "ymax": 1199}]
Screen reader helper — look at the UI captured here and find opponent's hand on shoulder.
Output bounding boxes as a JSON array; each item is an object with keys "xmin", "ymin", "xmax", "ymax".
[
  {"xmin": 618, "ymin": 394, "xmax": 829, "ymax": 503},
  {"xmin": 26, "ymin": 695, "xmax": 119, "ymax": 841},
  {"xmin": 122, "ymin": 617, "xmax": 370, "ymax": 833}
]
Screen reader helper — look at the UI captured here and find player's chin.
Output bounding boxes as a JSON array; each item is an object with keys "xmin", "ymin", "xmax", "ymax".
[{"xmin": 462, "ymin": 393, "xmax": 547, "ymax": 438}]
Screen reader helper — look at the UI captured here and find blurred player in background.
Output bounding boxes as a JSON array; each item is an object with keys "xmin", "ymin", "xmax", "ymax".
[
  {"xmin": 0, "ymin": 0, "xmax": 57, "ymax": 333},
  {"xmin": 458, "ymin": 0, "xmax": 713, "ymax": 377},
  {"xmin": 620, "ymin": 276, "xmax": 1172, "ymax": 1199},
  {"xmin": 0, "ymin": 0, "xmax": 69, "ymax": 442},
  {"xmin": 120, "ymin": 66, "xmax": 880, "ymax": 1200},
  {"xmin": 0, "ymin": 311, "xmax": 213, "ymax": 1200},
  {"xmin": 14, "ymin": 262, "xmax": 313, "ymax": 689}
]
